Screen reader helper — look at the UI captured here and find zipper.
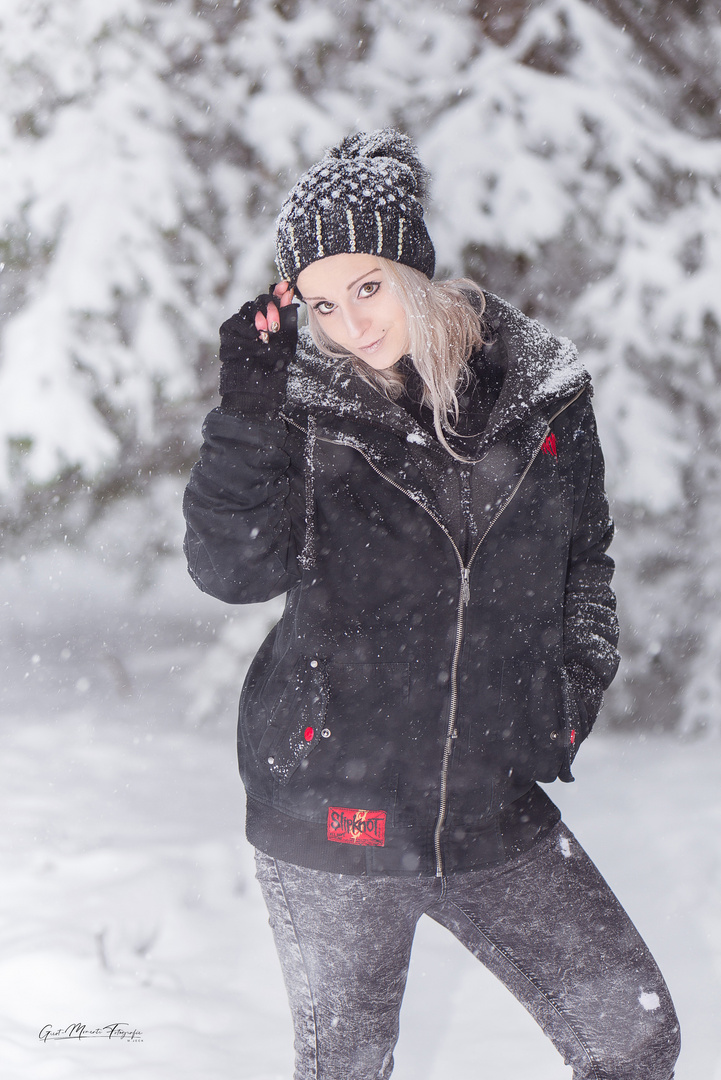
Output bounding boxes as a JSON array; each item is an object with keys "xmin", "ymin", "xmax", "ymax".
[
  {"xmin": 460, "ymin": 568, "xmax": 471, "ymax": 606},
  {"xmin": 285, "ymin": 389, "xmax": 584, "ymax": 877},
  {"xmin": 432, "ymin": 421, "xmax": 560, "ymax": 875}
]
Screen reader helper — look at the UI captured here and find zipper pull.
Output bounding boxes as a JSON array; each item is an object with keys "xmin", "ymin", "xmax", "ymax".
[{"xmin": 461, "ymin": 567, "xmax": 471, "ymax": 606}]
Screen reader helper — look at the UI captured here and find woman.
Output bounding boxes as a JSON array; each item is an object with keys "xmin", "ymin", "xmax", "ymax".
[{"xmin": 184, "ymin": 129, "xmax": 680, "ymax": 1080}]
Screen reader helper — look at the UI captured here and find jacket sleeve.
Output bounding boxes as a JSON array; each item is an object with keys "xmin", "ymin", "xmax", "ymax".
[
  {"xmin": 561, "ymin": 391, "xmax": 620, "ymax": 746},
  {"xmin": 182, "ymin": 407, "xmax": 305, "ymax": 604}
]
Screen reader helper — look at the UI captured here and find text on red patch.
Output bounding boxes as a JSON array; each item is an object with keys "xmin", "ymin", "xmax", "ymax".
[{"xmin": 327, "ymin": 807, "xmax": 386, "ymax": 847}]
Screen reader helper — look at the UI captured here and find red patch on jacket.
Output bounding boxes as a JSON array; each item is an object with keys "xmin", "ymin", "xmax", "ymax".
[
  {"xmin": 542, "ymin": 432, "xmax": 557, "ymax": 456},
  {"xmin": 327, "ymin": 807, "xmax": 386, "ymax": 847}
]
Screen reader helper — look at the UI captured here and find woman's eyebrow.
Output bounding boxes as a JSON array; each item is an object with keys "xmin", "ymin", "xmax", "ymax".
[
  {"xmin": 302, "ymin": 268, "xmax": 382, "ymax": 302},
  {"xmin": 346, "ymin": 268, "xmax": 382, "ymax": 290}
]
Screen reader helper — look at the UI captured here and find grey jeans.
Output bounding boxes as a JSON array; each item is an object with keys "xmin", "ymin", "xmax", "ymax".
[{"xmin": 255, "ymin": 823, "xmax": 680, "ymax": 1080}]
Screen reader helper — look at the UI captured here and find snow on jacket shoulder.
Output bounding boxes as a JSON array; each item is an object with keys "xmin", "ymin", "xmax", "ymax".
[{"xmin": 183, "ymin": 292, "xmax": 620, "ymax": 876}]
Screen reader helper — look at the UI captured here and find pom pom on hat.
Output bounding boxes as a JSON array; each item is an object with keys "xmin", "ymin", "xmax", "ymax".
[
  {"xmin": 327, "ymin": 129, "xmax": 431, "ymax": 200},
  {"xmin": 275, "ymin": 128, "xmax": 435, "ymax": 285}
]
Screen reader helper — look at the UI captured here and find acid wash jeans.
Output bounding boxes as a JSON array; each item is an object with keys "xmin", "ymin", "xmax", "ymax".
[{"xmin": 255, "ymin": 822, "xmax": 680, "ymax": 1080}]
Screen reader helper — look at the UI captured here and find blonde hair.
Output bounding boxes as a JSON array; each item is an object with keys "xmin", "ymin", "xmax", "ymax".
[{"xmin": 305, "ymin": 258, "xmax": 487, "ymax": 460}]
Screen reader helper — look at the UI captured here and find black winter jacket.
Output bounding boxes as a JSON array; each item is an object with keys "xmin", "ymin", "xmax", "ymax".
[{"xmin": 183, "ymin": 293, "xmax": 620, "ymax": 877}]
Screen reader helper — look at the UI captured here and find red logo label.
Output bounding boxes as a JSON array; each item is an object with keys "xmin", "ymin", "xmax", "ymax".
[
  {"xmin": 327, "ymin": 807, "xmax": 386, "ymax": 847},
  {"xmin": 542, "ymin": 433, "xmax": 557, "ymax": 456}
]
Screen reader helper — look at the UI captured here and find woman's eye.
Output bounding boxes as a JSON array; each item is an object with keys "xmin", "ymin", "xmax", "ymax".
[
  {"xmin": 314, "ymin": 301, "xmax": 335, "ymax": 315},
  {"xmin": 359, "ymin": 281, "xmax": 380, "ymax": 297}
]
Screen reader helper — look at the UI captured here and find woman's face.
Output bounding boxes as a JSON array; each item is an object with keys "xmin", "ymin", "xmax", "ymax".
[{"xmin": 296, "ymin": 253, "xmax": 408, "ymax": 370}]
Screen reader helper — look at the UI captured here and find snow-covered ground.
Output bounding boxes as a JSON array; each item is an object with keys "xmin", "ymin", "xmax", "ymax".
[{"xmin": 1, "ymin": 546, "xmax": 719, "ymax": 1080}]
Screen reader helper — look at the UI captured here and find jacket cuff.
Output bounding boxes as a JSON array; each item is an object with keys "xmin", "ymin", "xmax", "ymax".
[
  {"xmin": 218, "ymin": 356, "xmax": 287, "ymax": 399},
  {"xmin": 565, "ymin": 659, "xmax": 604, "ymax": 741},
  {"xmin": 219, "ymin": 391, "xmax": 283, "ymax": 420}
]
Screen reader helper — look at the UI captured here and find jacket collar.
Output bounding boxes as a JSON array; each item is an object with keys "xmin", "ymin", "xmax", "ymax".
[
  {"xmin": 284, "ymin": 291, "xmax": 590, "ymax": 458},
  {"xmin": 480, "ymin": 293, "xmax": 590, "ymax": 443}
]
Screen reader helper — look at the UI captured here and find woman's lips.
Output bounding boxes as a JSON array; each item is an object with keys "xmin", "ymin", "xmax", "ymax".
[{"xmin": 359, "ymin": 334, "xmax": 385, "ymax": 354}]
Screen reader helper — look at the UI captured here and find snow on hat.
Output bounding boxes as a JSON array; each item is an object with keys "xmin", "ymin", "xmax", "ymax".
[{"xmin": 275, "ymin": 128, "xmax": 436, "ymax": 285}]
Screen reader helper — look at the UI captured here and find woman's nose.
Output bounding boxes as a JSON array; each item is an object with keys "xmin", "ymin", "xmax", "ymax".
[{"xmin": 340, "ymin": 306, "xmax": 368, "ymax": 339}]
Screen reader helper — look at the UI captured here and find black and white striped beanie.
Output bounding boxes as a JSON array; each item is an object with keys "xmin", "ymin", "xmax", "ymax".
[{"xmin": 275, "ymin": 129, "xmax": 436, "ymax": 286}]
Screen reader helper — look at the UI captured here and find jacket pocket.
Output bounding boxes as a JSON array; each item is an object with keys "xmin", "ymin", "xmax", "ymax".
[
  {"xmin": 257, "ymin": 658, "xmax": 328, "ymax": 786},
  {"xmin": 320, "ymin": 662, "xmax": 412, "ymax": 788},
  {"xmin": 326, "ymin": 661, "xmax": 410, "ymax": 715},
  {"xmin": 496, "ymin": 659, "xmax": 565, "ymax": 784}
]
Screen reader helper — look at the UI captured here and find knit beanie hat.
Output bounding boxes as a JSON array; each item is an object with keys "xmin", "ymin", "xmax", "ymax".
[{"xmin": 275, "ymin": 128, "xmax": 436, "ymax": 286}]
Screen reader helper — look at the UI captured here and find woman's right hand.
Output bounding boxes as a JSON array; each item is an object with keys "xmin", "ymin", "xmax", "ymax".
[
  {"xmin": 218, "ymin": 281, "xmax": 299, "ymax": 407},
  {"xmin": 254, "ymin": 281, "xmax": 295, "ymax": 344},
  {"xmin": 235, "ymin": 281, "xmax": 298, "ymax": 356}
]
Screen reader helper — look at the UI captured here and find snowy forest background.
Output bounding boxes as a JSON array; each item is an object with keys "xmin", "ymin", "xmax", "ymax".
[
  {"xmin": 3, "ymin": 0, "xmax": 721, "ymax": 731},
  {"xmin": 2, "ymin": 2, "xmax": 721, "ymax": 1078}
]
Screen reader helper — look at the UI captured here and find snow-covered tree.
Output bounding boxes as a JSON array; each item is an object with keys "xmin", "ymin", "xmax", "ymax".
[
  {"xmin": 0, "ymin": 0, "xmax": 226, "ymax": 507},
  {"xmin": 2, "ymin": 0, "xmax": 721, "ymax": 731}
]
